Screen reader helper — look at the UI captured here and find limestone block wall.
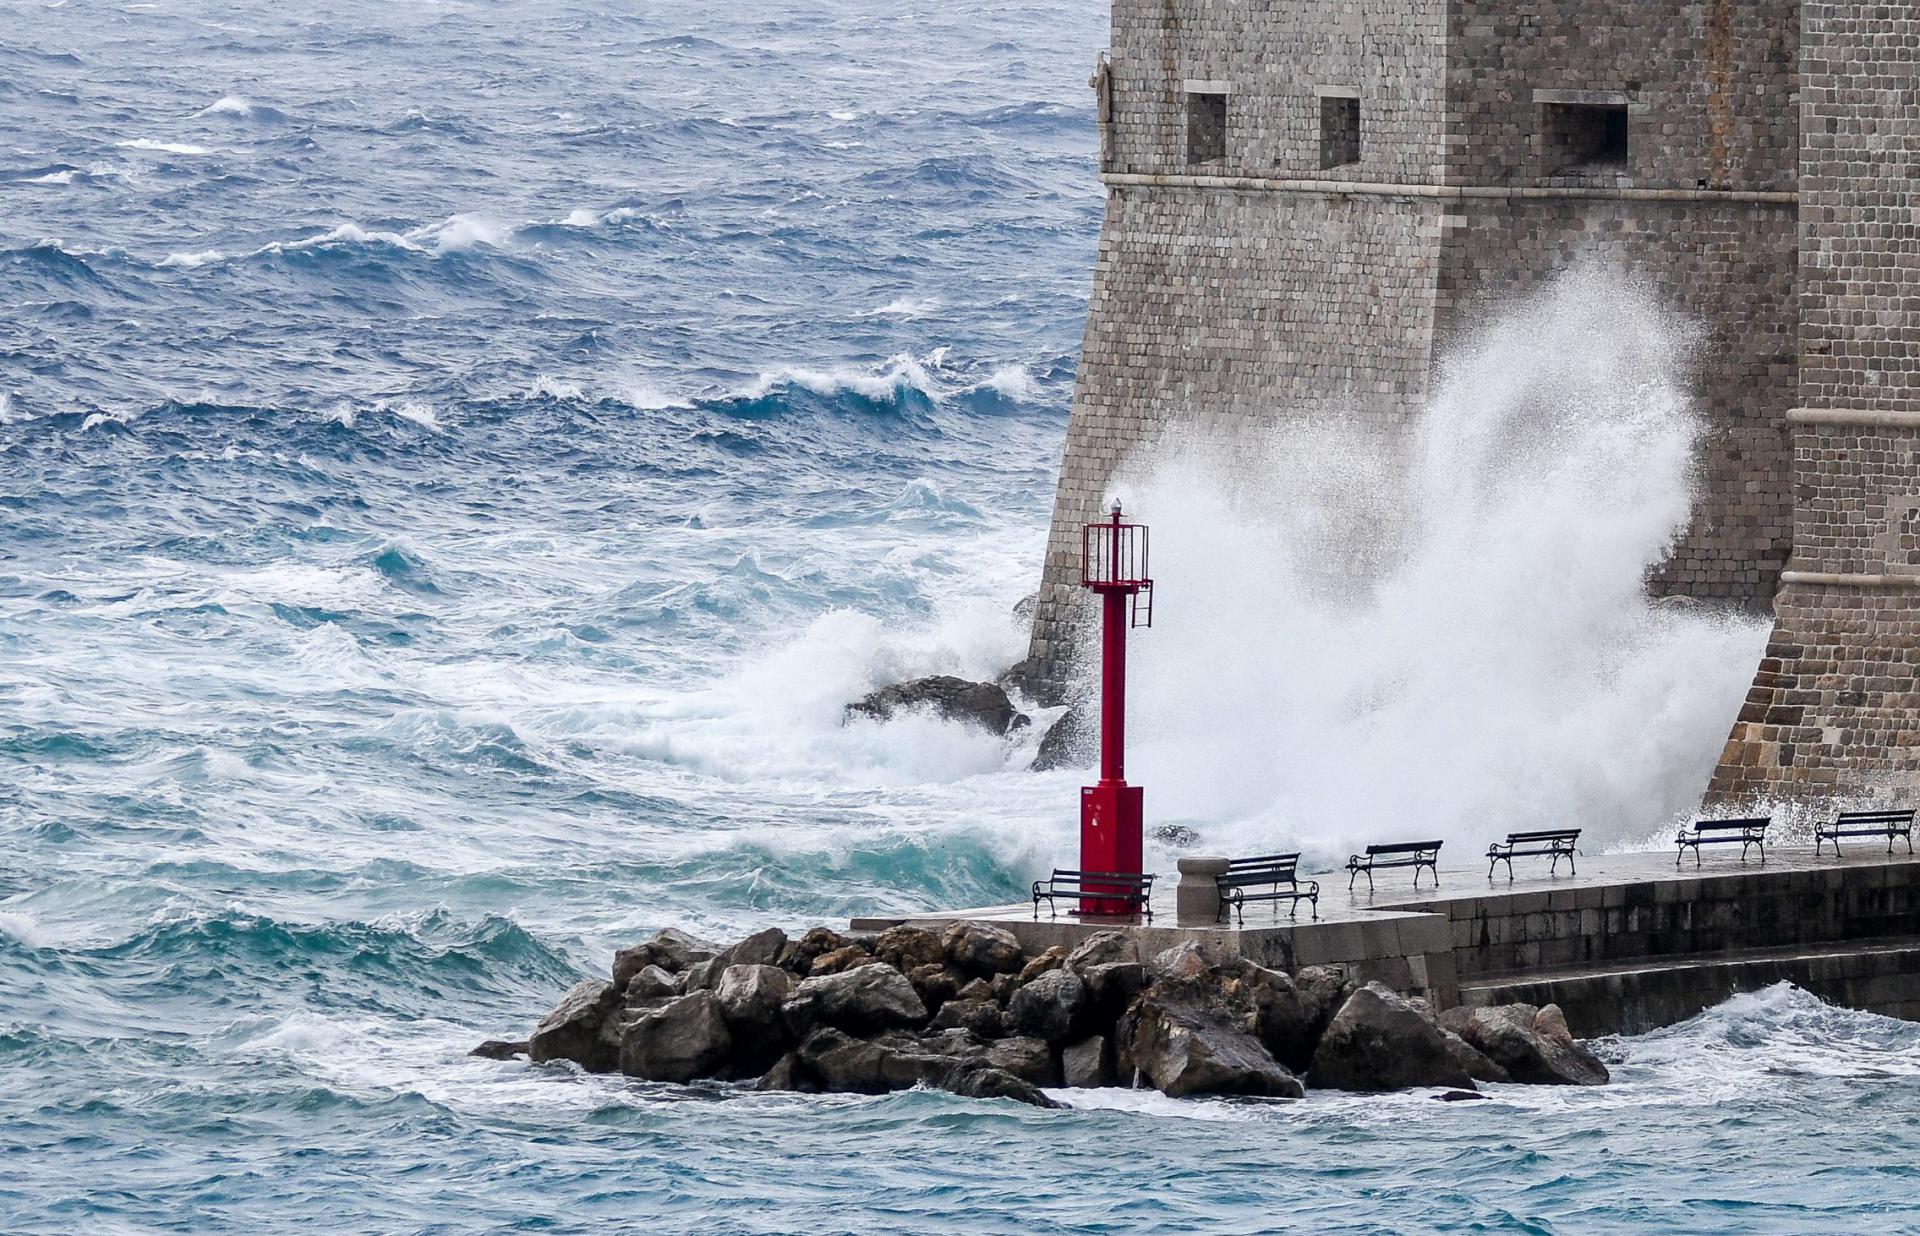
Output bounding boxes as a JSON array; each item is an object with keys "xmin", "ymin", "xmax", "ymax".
[
  {"xmin": 1706, "ymin": 3, "xmax": 1920, "ymax": 802},
  {"xmin": 1029, "ymin": 0, "xmax": 1804, "ymax": 689}
]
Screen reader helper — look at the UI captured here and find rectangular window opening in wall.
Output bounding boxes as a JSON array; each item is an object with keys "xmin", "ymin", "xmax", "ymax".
[
  {"xmin": 1540, "ymin": 102, "xmax": 1628, "ymax": 174},
  {"xmin": 1186, "ymin": 91, "xmax": 1227, "ymax": 165},
  {"xmin": 1319, "ymin": 94, "xmax": 1360, "ymax": 169}
]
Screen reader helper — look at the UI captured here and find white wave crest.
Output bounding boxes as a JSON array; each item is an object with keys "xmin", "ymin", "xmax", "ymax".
[
  {"xmin": 855, "ymin": 296, "xmax": 943, "ymax": 320},
  {"xmin": 527, "ymin": 375, "xmax": 585, "ymax": 401},
  {"xmin": 117, "ymin": 138, "xmax": 213, "ymax": 156},
  {"xmin": 158, "ymin": 248, "xmax": 226, "ymax": 269},
  {"xmin": 26, "ymin": 169, "xmax": 75, "ymax": 185},
  {"xmin": 192, "ymin": 94, "xmax": 257, "ymax": 118}
]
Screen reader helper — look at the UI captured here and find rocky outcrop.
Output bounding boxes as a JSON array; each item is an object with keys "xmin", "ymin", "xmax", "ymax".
[
  {"xmin": 782, "ymin": 963, "xmax": 929, "ymax": 1036},
  {"xmin": 1440, "ymin": 1003, "xmax": 1610, "ymax": 1086},
  {"xmin": 620, "ymin": 991, "xmax": 733, "ymax": 1082},
  {"xmin": 1116, "ymin": 984, "xmax": 1304, "ymax": 1098},
  {"xmin": 528, "ymin": 979, "xmax": 622, "ymax": 1072},
  {"xmin": 470, "ymin": 1039, "xmax": 529, "ymax": 1061},
  {"xmin": 1030, "ymin": 706, "xmax": 1090, "ymax": 771},
  {"xmin": 846, "ymin": 676, "xmax": 1030, "ymax": 736},
  {"xmin": 613, "ymin": 929, "xmax": 719, "ymax": 987},
  {"xmin": 504, "ymin": 919, "xmax": 1613, "ymax": 1110},
  {"xmin": 1308, "ymin": 983, "xmax": 1475, "ymax": 1093}
]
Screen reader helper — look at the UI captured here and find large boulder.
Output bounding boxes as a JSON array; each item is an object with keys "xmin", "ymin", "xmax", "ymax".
[
  {"xmin": 789, "ymin": 927, "xmax": 849, "ymax": 974},
  {"xmin": 1008, "ymin": 968, "xmax": 1086, "ymax": 1044},
  {"xmin": 1116, "ymin": 988, "xmax": 1303, "ymax": 1098},
  {"xmin": 528, "ymin": 979, "xmax": 622, "ymax": 1072},
  {"xmin": 1029, "ymin": 706, "xmax": 1090, "ymax": 772},
  {"xmin": 1061, "ymin": 1035, "xmax": 1112, "ymax": 1088},
  {"xmin": 1079, "ymin": 961, "xmax": 1147, "ymax": 1024},
  {"xmin": 714, "ymin": 964, "xmax": 793, "ymax": 1038},
  {"xmin": 726, "ymin": 927, "xmax": 790, "ymax": 970},
  {"xmin": 1307, "ymin": 983, "xmax": 1474, "ymax": 1092},
  {"xmin": 930, "ymin": 997, "xmax": 1005, "ymax": 1039},
  {"xmin": 1442, "ymin": 1029, "xmax": 1512, "ymax": 1084},
  {"xmin": 782, "ymin": 963, "xmax": 929, "ymax": 1037},
  {"xmin": 846, "ymin": 676, "xmax": 1030, "ymax": 736},
  {"xmin": 875, "ymin": 925, "xmax": 948, "ymax": 971},
  {"xmin": 1018, "ymin": 946, "xmax": 1069, "ymax": 984},
  {"xmin": 982, "ymin": 1035, "xmax": 1059, "ymax": 1087},
  {"xmin": 1237, "ymin": 965, "xmax": 1323, "ymax": 1072},
  {"xmin": 938, "ymin": 1062, "xmax": 1064, "ymax": 1108},
  {"xmin": 1440, "ymin": 1003, "xmax": 1609, "ymax": 1086},
  {"xmin": 619, "ymin": 991, "xmax": 733, "ymax": 1082},
  {"xmin": 613, "ymin": 929, "xmax": 720, "ymax": 985},
  {"xmin": 791, "ymin": 1029, "xmax": 1060, "ymax": 1107},
  {"xmin": 906, "ymin": 962, "xmax": 964, "ymax": 1011},
  {"xmin": 808, "ymin": 944, "xmax": 879, "ymax": 976},
  {"xmin": 470, "ymin": 1039, "xmax": 528, "ymax": 1061},
  {"xmin": 943, "ymin": 922, "xmax": 1024, "ymax": 977},
  {"xmin": 1146, "ymin": 941, "xmax": 1233, "ymax": 985},
  {"xmin": 625, "ymin": 964, "xmax": 683, "ymax": 1001},
  {"xmin": 1066, "ymin": 931, "xmax": 1140, "ymax": 971}
]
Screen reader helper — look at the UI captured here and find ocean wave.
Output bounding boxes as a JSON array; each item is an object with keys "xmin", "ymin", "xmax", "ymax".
[
  {"xmin": 854, "ymin": 296, "xmax": 943, "ymax": 320},
  {"xmin": 116, "ymin": 138, "xmax": 215, "ymax": 156},
  {"xmin": 191, "ymin": 94, "xmax": 291, "ymax": 124}
]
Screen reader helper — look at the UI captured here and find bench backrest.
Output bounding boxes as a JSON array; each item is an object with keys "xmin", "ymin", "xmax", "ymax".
[
  {"xmin": 1502, "ymin": 829, "xmax": 1580, "ymax": 843},
  {"xmin": 1365, "ymin": 840, "xmax": 1443, "ymax": 857},
  {"xmin": 1219, "ymin": 862, "xmax": 1301, "ymax": 885},
  {"xmin": 1689, "ymin": 817, "xmax": 1770, "ymax": 834},
  {"xmin": 1049, "ymin": 869, "xmax": 1153, "ymax": 889},
  {"xmin": 1226, "ymin": 852, "xmax": 1300, "ymax": 871},
  {"xmin": 1835, "ymin": 809, "xmax": 1915, "ymax": 826}
]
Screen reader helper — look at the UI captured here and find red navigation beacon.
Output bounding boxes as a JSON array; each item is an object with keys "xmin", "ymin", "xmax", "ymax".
[{"xmin": 1078, "ymin": 501, "xmax": 1154, "ymax": 916}]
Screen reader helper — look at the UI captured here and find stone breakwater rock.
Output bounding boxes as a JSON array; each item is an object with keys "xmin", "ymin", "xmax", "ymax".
[
  {"xmin": 1440, "ymin": 1003, "xmax": 1610, "ymax": 1086},
  {"xmin": 1308, "ymin": 983, "xmax": 1475, "ymax": 1093},
  {"xmin": 845, "ymin": 676, "xmax": 1030, "ymax": 737},
  {"xmin": 501, "ymin": 921, "xmax": 1614, "ymax": 1109},
  {"xmin": 613, "ymin": 929, "xmax": 720, "ymax": 987},
  {"xmin": 529, "ymin": 979, "xmax": 621, "ymax": 1072},
  {"xmin": 620, "ymin": 991, "xmax": 733, "ymax": 1082}
]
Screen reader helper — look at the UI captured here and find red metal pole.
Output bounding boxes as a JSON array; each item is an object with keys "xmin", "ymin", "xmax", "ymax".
[{"xmin": 1100, "ymin": 586, "xmax": 1126, "ymax": 784}]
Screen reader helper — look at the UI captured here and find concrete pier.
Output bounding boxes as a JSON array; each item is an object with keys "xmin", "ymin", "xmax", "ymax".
[{"xmin": 853, "ymin": 845, "xmax": 1920, "ymax": 1037}]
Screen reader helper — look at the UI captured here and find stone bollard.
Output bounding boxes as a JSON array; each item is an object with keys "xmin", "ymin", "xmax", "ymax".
[{"xmin": 1175, "ymin": 855, "xmax": 1230, "ymax": 926}]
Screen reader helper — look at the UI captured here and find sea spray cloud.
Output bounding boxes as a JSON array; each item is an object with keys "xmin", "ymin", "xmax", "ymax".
[{"xmin": 1111, "ymin": 265, "xmax": 1769, "ymax": 858}]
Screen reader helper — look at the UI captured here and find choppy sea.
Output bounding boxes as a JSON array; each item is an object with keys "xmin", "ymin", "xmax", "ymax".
[{"xmin": 3, "ymin": 1, "xmax": 1918, "ymax": 1231}]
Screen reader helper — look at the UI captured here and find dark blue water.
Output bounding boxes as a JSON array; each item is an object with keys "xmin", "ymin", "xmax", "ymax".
[{"xmin": 3, "ymin": 2, "xmax": 1918, "ymax": 1231}]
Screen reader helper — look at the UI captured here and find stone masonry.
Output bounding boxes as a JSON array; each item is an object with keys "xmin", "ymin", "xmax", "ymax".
[
  {"xmin": 1027, "ymin": 0, "xmax": 1801, "ymax": 699},
  {"xmin": 1031, "ymin": 0, "xmax": 1916, "ymax": 802},
  {"xmin": 1704, "ymin": 3, "xmax": 1920, "ymax": 803}
]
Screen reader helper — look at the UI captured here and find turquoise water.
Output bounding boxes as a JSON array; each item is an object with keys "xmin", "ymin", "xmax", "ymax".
[{"xmin": 2, "ymin": 1, "xmax": 1916, "ymax": 1231}]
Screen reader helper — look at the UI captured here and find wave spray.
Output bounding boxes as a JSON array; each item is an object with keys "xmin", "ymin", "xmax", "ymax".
[{"xmin": 1113, "ymin": 265, "xmax": 1770, "ymax": 861}]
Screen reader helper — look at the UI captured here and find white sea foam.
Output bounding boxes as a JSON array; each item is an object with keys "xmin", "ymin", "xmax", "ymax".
[
  {"xmin": 0, "ymin": 909, "xmax": 54, "ymax": 949},
  {"xmin": 527, "ymin": 375, "xmax": 585, "ymax": 401},
  {"xmin": 191, "ymin": 94, "xmax": 267, "ymax": 119},
  {"xmin": 26, "ymin": 169, "xmax": 74, "ymax": 185},
  {"xmin": 0, "ymin": 392, "xmax": 17, "ymax": 424},
  {"xmin": 380, "ymin": 398, "xmax": 441, "ymax": 431},
  {"xmin": 116, "ymin": 138, "xmax": 213, "ymax": 155},
  {"xmin": 418, "ymin": 213, "xmax": 511, "ymax": 253},
  {"xmin": 1098, "ymin": 265, "xmax": 1766, "ymax": 858},
  {"xmin": 971, "ymin": 363, "xmax": 1040, "ymax": 402},
  {"xmin": 855, "ymin": 296, "xmax": 942, "ymax": 319},
  {"xmin": 158, "ymin": 248, "xmax": 225, "ymax": 269}
]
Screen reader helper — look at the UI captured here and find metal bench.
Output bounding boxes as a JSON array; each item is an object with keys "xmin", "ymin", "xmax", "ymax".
[
  {"xmin": 1486, "ymin": 828, "xmax": 1581, "ymax": 880},
  {"xmin": 1346, "ymin": 840, "xmax": 1442, "ymax": 892},
  {"xmin": 1216, "ymin": 853, "xmax": 1320, "ymax": 924},
  {"xmin": 1675, "ymin": 816, "xmax": 1770, "ymax": 867},
  {"xmin": 1031, "ymin": 869, "xmax": 1154, "ymax": 920},
  {"xmin": 1814, "ymin": 808, "xmax": 1915, "ymax": 857}
]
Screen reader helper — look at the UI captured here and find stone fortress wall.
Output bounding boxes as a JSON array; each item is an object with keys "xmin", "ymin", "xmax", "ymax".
[
  {"xmin": 1029, "ymin": 0, "xmax": 1917, "ymax": 802},
  {"xmin": 1706, "ymin": 2, "xmax": 1920, "ymax": 802}
]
